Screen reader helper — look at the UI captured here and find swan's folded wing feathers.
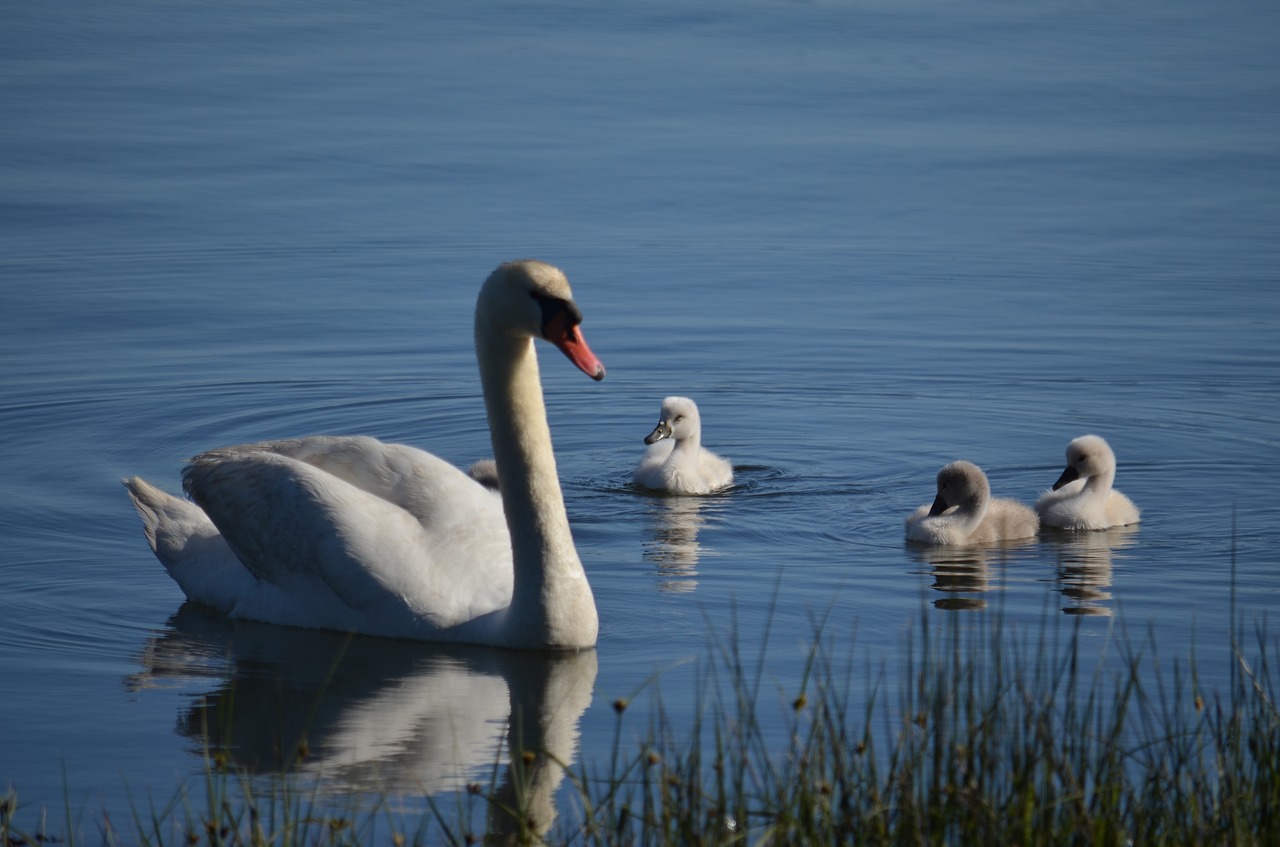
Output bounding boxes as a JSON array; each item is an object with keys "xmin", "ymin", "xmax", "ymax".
[
  {"xmin": 219, "ymin": 436, "xmax": 487, "ymax": 528},
  {"xmin": 182, "ymin": 448, "xmax": 513, "ymax": 626},
  {"xmin": 182, "ymin": 451, "xmax": 419, "ymax": 611},
  {"xmin": 207, "ymin": 437, "xmax": 416, "ymax": 502}
]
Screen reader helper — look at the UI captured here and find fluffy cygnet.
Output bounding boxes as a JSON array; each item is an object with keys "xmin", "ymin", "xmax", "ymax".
[
  {"xmin": 1036, "ymin": 434, "xmax": 1140, "ymax": 530},
  {"xmin": 633, "ymin": 396, "xmax": 733, "ymax": 495},
  {"xmin": 467, "ymin": 458, "xmax": 500, "ymax": 490},
  {"xmin": 905, "ymin": 460, "xmax": 1040, "ymax": 545}
]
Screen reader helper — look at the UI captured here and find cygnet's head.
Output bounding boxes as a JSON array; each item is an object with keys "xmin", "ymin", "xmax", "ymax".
[
  {"xmin": 928, "ymin": 460, "xmax": 990, "ymax": 515},
  {"xmin": 1052, "ymin": 434, "xmax": 1117, "ymax": 490},
  {"xmin": 476, "ymin": 259, "xmax": 605, "ymax": 380},
  {"xmin": 643, "ymin": 396, "xmax": 703, "ymax": 445}
]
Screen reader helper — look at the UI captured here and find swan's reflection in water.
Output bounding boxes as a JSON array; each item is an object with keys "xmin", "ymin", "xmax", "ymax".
[
  {"xmin": 127, "ymin": 604, "xmax": 596, "ymax": 839},
  {"xmin": 1042, "ymin": 525, "xmax": 1139, "ymax": 617},
  {"xmin": 640, "ymin": 495, "xmax": 715, "ymax": 593},
  {"xmin": 907, "ymin": 538, "xmax": 1037, "ymax": 611}
]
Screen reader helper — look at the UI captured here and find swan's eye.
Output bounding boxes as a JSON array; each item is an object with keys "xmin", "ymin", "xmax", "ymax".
[
  {"xmin": 674, "ymin": 415, "xmax": 684, "ymax": 423},
  {"xmin": 530, "ymin": 291, "xmax": 583, "ymax": 328}
]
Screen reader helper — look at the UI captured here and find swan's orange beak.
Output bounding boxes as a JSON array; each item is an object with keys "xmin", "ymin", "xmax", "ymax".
[{"xmin": 546, "ymin": 313, "xmax": 606, "ymax": 381}]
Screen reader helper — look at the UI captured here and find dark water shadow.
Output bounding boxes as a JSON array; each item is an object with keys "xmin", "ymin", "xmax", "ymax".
[
  {"xmin": 639, "ymin": 494, "xmax": 716, "ymax": 593},
  {"xmin": 1040, "ymin": 524, "xmax": 1141, "ymax": 617},
  {"xmin": 127, "ymin": 603, "xmax": 597, "ymax": 838},
  {"xmin": 905, "ymin": 537, "xmax": 1040, "ymax": 611}
]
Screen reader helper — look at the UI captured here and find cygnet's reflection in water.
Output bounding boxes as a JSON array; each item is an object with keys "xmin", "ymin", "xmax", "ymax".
[
  {"xmin": 128, "ymin": 604, "xmax": 597, "ymax": 840},
  {"xmin": 906, "ymin": 538, "xmax": 1038, "ymax": 611},
  {"xmin": 1042, "ymin": 524, "xmax": 1139, "ymax": 616},
  {"xmin": 640, "ymin": 495, "xmax": 718, "ymax": 593}
]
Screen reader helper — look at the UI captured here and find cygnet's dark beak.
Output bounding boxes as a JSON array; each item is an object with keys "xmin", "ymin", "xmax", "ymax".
[
  {"xmin": 1051, "ymin": 465, "xmax": 1080, "ymax": 491},
  {"xmin": 644, "ymin": 421, "xmax": 672, "ymax": 445}
]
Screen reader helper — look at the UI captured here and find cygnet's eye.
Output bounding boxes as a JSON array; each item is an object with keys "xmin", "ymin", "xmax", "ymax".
[{"xmin": 674, "ymin": 415, "xmax": 684, "ymax": 423}]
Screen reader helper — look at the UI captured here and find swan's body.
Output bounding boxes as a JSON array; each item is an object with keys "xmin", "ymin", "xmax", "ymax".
[
  {"xmin": 124, "ymin": 260, "xmax": 605, "ymax": 650},
  {"xmin": 905, "ymin": 460, "xmax": 1040, "ymax": 545},
  {"xmin": 1035, "ymin": 434, "xmax": 1140, "ymax": 530},
  {"xmin": 633, "ymin": 396, "xmax": 733, "ymax": 495}
]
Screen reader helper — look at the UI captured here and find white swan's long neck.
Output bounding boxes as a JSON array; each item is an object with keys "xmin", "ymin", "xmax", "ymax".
[
  {"xmin": 670, "ymin": 429, "xmax": 701, "ymax": 457},
  {"xmin": 1083, "ymin": 465, "xmax": 1116, "ymax": 499},
  {"xmin": 478, "ymin": 331, "xmax": 597, "ymax": 649},
  {"xmin": 954, "ymin": 492, "xmax": 989, "ymax": 535}
]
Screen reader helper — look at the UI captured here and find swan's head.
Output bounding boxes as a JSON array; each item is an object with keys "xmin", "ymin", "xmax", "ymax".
[
  {"xmin": 1052, "ymin": 434, "xmax": 1116, "ymax": 490},
  {"xmin": 643, "ymin": 396, "xmax": 703, "ymax": 445},
  {"xmin": 928, "ymin": 460, "xmax": 990, "ymax": 515},
  {"xmin": 477, "ymin": 260, "xmax": 606, "ymax": 381}
]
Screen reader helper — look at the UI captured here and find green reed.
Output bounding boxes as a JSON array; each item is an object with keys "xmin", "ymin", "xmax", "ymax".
[
  {"xmin": 4, "ymin": 608, "xmax": 1278, "ymax": 846},
  {"xmin": 553, "ymin": 604, "xmax": 1280, "ymax": 846}
]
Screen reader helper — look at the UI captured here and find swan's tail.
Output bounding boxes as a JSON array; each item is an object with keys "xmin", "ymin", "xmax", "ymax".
[
  {"xmin": 123, "ymin": 477, "xmax": 199, "ymax": 557},
  {"xmin": 122, "ymin": 477, "xmax": 249, "ymax": 613}
]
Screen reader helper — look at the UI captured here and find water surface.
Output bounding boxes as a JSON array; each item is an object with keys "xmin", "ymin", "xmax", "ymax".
[{"xmin": 2, "ymin": 0, "xmax": 1278, "ymax": 835}]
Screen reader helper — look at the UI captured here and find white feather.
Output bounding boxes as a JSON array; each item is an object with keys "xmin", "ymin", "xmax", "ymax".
[
  {"xmin": 1036, "ymin": 434, "xmax": 1140, "ymax": 530},
  {"xmin": 125, "ymin": 260, "xmax": 604, "ymax": 649},
  {"xmin": 905, "ymin": 460, "xmax": 1039, "ymax": 545},
  {"xmin": 633, "ymin": 396, "xmax": 733, "ymax": 495}
]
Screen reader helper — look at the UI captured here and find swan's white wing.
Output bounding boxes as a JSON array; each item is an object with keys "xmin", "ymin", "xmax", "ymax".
[
  {"xmin": 184, "ymin": 451, "xmax": 415, "ymax": 606},
  {"xmin": 183, "ymin": 448, "xmax": 512, "ymax": 628},
  {"xmin": 201, "ymin": 436, "xmax": 491, "ymax": 521}
]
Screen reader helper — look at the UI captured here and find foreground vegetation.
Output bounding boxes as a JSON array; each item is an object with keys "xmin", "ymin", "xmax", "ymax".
[{"xmin": 4, "ymin": 609, "xmax": 1278, "ymax": 846}]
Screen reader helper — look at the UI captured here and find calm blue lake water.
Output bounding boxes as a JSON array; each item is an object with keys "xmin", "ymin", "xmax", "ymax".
[{"xmin": 3, "ymin": 0, "xmax": 1279, "ymax": 837}]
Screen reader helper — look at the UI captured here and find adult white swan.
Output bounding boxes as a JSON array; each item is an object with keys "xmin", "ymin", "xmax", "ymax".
[
  {"xmin": 1036, "ymin": 434, "xmax": 1140, "ymax": 530},
  {"xmin": 633, "ymin": 396, "xmax": 733, "ymax": 495},
  {"xmin": 905, "ymin": 460, "xmax": 1040, "ymax": 545},
  {"xmin": 124, "ymin": 260, "xmax": 605, "ymax": 650}
]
